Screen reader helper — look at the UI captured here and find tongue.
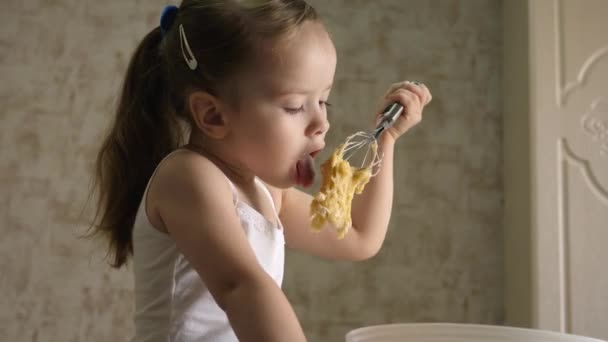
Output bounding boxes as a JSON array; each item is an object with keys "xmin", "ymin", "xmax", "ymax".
[{"xmin": 296, "ymin": 155, "xmax": 315, "ymax": 187}]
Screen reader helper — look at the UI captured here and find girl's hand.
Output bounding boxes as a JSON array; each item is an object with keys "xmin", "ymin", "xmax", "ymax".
[{"xmin": 375, "ymin": 81, "xmax": 432, "ymax": 142}]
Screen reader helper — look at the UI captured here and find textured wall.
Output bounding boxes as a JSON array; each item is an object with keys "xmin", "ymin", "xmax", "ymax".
[{"xmin": 0, "ymin": 0, "xmax": 503, "ymax": 341}]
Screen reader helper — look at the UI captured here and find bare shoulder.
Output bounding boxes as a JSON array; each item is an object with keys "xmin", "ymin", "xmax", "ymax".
[
  {"xmin": 154, "ymin": 150, "xmax": 228, "ymax": 195},
  {"xmin": 146, "ymin": 150, "xmax": 233, "ymax": 229}
]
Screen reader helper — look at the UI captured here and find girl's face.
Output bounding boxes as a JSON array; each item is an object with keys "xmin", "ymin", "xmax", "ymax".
[{"xmin": 226, "ymin": 21, "xmax": 337, "ymax": 189}]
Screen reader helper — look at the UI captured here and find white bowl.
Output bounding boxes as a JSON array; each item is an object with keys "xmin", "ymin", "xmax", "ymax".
[{"xmin": 345, "ymin": 323, "xmax": 607, "ymax": 342}]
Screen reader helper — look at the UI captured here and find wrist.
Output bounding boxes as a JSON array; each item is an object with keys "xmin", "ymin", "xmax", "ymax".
[{"xmin": 377, "ymin": 132, "xmax": 396, "ymax": 148}]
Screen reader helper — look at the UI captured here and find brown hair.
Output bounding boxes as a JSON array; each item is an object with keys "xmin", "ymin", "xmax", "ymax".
[{"xmin": 91, "ymin": 0, "xmax": 319, "ymax": 268}]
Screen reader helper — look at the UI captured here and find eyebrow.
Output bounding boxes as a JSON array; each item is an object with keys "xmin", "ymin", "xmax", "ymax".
[{"xmin": 277, "ymin": 84, "xmax": 333, "ymax": 95}]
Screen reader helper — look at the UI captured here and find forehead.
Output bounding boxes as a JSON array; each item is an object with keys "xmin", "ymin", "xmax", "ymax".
[{"xmin": 242, "ymin": 21, "xmax": 337, "ymax": 96}]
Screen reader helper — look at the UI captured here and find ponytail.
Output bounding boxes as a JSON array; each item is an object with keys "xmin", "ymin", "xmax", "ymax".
[{"xmin": 92, "ymin": 27, "xmax": 183, "ymax": 268}]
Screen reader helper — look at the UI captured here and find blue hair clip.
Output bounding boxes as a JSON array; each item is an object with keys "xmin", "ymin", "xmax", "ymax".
[{"xmin": 160, "ymin": 5, "xmax": 179, "ymax": 36}]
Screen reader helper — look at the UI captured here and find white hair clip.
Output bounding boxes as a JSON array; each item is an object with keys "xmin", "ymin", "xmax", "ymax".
[{"xmin": 179, "ymin": 24, "xmax": 198, "ymax": 71}]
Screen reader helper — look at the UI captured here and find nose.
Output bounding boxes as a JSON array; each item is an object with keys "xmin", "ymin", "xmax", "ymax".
[{"xmin": 306, "ymin": 108, "xmax": 330, "ymax": 137}]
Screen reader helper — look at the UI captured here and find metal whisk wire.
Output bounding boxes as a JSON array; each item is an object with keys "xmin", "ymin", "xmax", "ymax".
[
  {"xmin": 342, "ymin": 131, "xmax": 380, "ymax": 171},
  {"xmin": 342, "ymin": 102, "xmax": 404, "ymax": 174}
]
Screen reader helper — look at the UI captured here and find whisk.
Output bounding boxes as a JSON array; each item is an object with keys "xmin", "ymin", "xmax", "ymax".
[
  {"xmin": 341, "ymin": 102, "xmax": 404, "ymax": 174},
  {"xmin": 310, "ymin": 102, "xmax": 405, "ymax": 237}
]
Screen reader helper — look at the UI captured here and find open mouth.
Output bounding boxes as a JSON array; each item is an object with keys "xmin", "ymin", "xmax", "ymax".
[{"xmin": 295, "ymin": 149, "xmax": 322, "ymax": 187}]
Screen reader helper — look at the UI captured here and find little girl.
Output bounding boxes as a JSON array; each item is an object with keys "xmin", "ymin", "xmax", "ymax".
[{"xmin": 92, "ymin": 1, "xmax": 431, "ymax": 341}]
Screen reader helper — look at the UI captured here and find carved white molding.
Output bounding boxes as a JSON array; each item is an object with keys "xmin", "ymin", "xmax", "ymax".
[
  {"xmin": 556, "ymin": 139, "xmax": 572, "ymax": 333},
  {"xmin": 553, "ymin": 0, "xmax": 608, "ymax": 205},
  {"xmin": 561, "ymin": 138, "xmax": 608, "ymax": 206},
  {"xmin": 533, "ymin": 1, "xmax": 608, "ymax": 335},
  {"xmin": 554, "ymin": 0, "xmax": 608, "ymax": 107},
  {"xmin": 562, "ymin": 47, "xmax": 608, "ymax": 103},
  {"xmin": 554, "ymin": 0, "xmax": 563, "ymax": 108},
  {"xmin": 558, "ymin": 138, "xmax": 608, "ymax": 334},
  {"xmin": 581, "ymin": 98, "xmax": 608, "ymax": 157}
]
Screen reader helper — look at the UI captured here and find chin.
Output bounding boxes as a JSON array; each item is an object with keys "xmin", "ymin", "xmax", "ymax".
[
  {"xmin": 256, "ymin": 174, "xmax": 293, "ymax": 190},
  {"xmin": 278, "ymin": 178, "xmax": 298, "ymax": 189}
]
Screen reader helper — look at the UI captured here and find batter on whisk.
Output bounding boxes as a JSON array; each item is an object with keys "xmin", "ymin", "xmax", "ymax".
[
  {"xmin": 310, "ymin": 135, "xmax": 378, "ymax": 238},
  {"xmin": 310, "ymin": 101, "xmax": 414, "ymax": 238}
]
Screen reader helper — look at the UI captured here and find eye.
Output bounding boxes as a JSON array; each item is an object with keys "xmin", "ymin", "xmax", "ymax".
[
  {"xmin": 284, "ymin": 105, "xmax": 305, "ymax": 114},
  {"xmin": 320, "ymin": 101, "xmax": 332, "ymax": 108}
]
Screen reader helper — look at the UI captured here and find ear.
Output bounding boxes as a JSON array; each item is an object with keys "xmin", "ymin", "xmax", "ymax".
[{"xmin": 188, "ymin": 91, "xmax": 230, "ymax": 139}]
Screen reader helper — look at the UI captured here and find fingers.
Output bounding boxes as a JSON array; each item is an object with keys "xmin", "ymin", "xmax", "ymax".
[
  {"xmin": 386, "ymin": 88, "xmax": 420, "ymax": 116},
  {"xmin": 405, "ymin": 82, "xmax": 432, "ymax": 106},
  {"xmin": 388, "ymin": 89, "xmax": 419, "ymax": 110},
  {"xmin": 375, "ymin": 80, "xmax": 432, "ymax": 138},
  {"xmin": 384, "ymin": 81, "xmax": 432, "ymax": 106},
  {"xmin": 383, "ymin": 81, "xmax": 410, "ymax": 97},
  {"xmin": 387, "ymin": 89, "xmax": 422, "ymax": 124},
  {"xmin": 417, "ymin": 83, "xmax": 432, "ymax": 105}
]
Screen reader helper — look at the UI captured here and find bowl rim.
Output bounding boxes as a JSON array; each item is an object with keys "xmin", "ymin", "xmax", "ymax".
[{"xmin": 345, "ymin": 323, "xmax": 607, "ymax": 342}]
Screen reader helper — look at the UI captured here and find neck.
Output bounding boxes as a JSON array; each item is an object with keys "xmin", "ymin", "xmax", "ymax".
[{"xmin": 186, "ymin": 131, "xmax": 256, "ymax": 187}]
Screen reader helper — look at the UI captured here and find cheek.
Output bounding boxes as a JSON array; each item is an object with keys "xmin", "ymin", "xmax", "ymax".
[
  {"xmin": 233, "ymin": 106, "xmax": 302, "ymax": 161},
  {"xmin": 255, "ymin": 127, "xmax": 298, "ymax": 168}
]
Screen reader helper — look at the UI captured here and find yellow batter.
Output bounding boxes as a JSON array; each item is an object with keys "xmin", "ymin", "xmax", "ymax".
[{"xmin": 310, "ymin": 140, "xmax": 378, "ymax": 239}]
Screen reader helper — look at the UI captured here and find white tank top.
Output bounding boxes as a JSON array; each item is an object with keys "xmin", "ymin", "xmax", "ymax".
[{"xmin": 131, "ymin": 150, "xmax": 285, "ymax": 342}]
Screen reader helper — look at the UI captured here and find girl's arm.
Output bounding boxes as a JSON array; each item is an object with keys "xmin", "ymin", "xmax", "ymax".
[
  {"xmin": 277, "ymin": 81, "xmax": 431, "ymax": 261},
  {"xmin": 153, "ymin": 153, "xmax": 306, "ymax": 342}
]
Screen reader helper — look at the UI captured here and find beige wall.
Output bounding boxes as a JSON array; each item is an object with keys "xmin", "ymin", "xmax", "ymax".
[{"xmin": 0, "ymin": 0, "xmax": 503, "ymax": 341}]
